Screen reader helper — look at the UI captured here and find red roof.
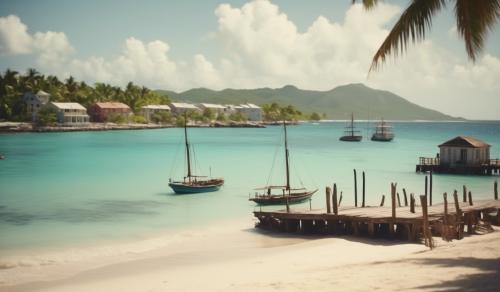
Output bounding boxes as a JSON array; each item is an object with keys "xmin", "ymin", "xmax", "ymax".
[
  {"xmin": 95, "ymin": 102, "xmax": 130, "ymax": 109},
  {"xmin": 438, "ymin": 136, "xmax": 490, "ymax": 148}
]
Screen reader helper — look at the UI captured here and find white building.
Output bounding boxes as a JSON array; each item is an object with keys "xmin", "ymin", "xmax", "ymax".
[
  {"xmin": 169, "ymin": 102, "xmax": 200, "ymax": 114},
  {"xmin": 22, "ymin": 90, "xmax": 50, "ymax": 121},
  {"xmin": 141, "ymin": 105, "xmax": 171, "ymax": 122},
  {"xmin": 237, "ymin": 103, "xmax": 263, "ymax": 121},
  {"xmin": 198, "ymin": 103, "xmax": 226, "ymax": 117},
  {"xmin": 48, "ymin": 102, "xmax": 89, "ymax": 125}
]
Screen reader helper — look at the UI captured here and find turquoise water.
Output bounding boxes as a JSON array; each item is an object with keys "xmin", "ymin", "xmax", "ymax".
[{"xmin": 0, "ymin": 122, "xmax": 499, "ymax": 253}]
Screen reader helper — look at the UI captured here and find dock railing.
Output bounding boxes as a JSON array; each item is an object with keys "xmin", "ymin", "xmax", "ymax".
[
  {"xmin": 486, "ymin": 158, "xmax": 500, "ymax": 166},
  {"xmin": 419, "ymin": 157, "xmax": 439, "ymax": 166}
]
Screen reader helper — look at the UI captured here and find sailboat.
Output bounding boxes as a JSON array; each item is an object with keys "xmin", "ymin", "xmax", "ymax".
[
  {"xmin": 169, "ymin": 114, "xmax": 224, "ymax": 194},
  {"xmin": 339, "ymin": 113, "xmax": 362, "ymax": 142},
  {"xmin": 371, "ymin": 118, "xmax": 394, "ymax": 142},
  {"xmin": 249, "ymin": 120, "xmax": 317, "ymax": 205}
]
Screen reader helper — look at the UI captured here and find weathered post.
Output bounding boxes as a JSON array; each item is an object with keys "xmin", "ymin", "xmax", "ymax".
[
  {"xmin": 420, "ymin": 195, "xmax": 433, "ymax": 249},
  {"xmin": 453, "ymin": 190, "xmax": 463, "ymax": 239},
  {"xmin": 410, "ymin": 194, "xmax": 415, "ymax": 213},
  {"xmin": 362, "ymin": 171, "xmax": 366, "ymax": 207},
  {"xmin": 429, "ymin": 171, "xmax": 433, "ymax": 206},
  {"xmin": 326, "ymin": 186, "xmax": 331, "ymax": 214},
  {"xmin": 468, "ymin": 191, "xmax": 473, "ymax": 206},
  {"xmin": 354, "ymin": 169, "xmax": 358, "ymax": 207},
  {"xmin": 286, "ymin": 196, "xmax": 290, "ymax": 213},
  {"xmin": 380, "ymin": 195, "xmax": 385, "ymax": 206},
  {"xmin": 403, "ymin": 188, "xmax": 408, "ymax": 206},
  {"xmin": 332, "ymin": 184, "xmax": 338, "ymax": 215},
  {"xmin": 463, "ymin": 185, "xmax": 467, "ymax": 202},
  {"xmin": 442, "ymin": 192, "xmax": 449, "ymax": 240},
  {"xmin": 425, "ymin": 176, "xmax": 428, "ymax": 199},
  {"xmin": 390, "ymin": 183, "xmax": 396, "ymax": 236},
  {"xmin": 397, "ymin": 192, "xmax": 401, "ymax": 207},
  {"xmin": 495, "ymin": 180, "xmax": 498, "ymax": 200},
  {"xmin": 339, "ymin": 191, "xmax": 343, "ymax": 207}
]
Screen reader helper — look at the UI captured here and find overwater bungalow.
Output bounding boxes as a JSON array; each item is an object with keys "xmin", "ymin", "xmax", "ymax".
[{"xmin": 416, "ymin": 136, "xmax": 500, "ymax": 175}]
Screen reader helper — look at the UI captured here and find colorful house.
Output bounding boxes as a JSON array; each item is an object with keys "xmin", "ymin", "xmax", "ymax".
[
  {"xmin": 22, "ymin": 90, "xmax": 50, "ymax": 121},
  {"xmin": 47, "ymin": 102, "xmax": 89, "ymax": 125},
  {"xmin": 89, "ymin": 102, "xmax": 131, "ymax": 122}
]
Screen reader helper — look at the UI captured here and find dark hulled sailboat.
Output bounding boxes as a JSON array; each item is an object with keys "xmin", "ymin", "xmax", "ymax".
[
  {"xmin": 169, "ymin": 115, "xmax": 224, "ymax": 194},
  {"xmin": 339, "ymin": 113, "xmax": 362, "ymax": 142},
  {"xmin": 249, "ymin": 120, "xmax": 317, "ymax": 205}
]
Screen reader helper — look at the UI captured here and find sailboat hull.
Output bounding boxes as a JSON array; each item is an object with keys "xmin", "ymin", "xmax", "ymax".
[
  {"xmin": 340, "ymin": 135, "xmax": 362, "ymax": 142},
  {"xmin": 169, "ymin": 179, "xmax": 224, "ymax": 194},
  {"xmin": 371, "ymin": 134, "xmax": 394, "ymax": 142},
  {"xmin": 249, "ymin": 189, "xmax": 318, "ymax": 205}
]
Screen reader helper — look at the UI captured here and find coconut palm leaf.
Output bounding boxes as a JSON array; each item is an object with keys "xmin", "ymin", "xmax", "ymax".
[
  {"xmin": 454, "ymin": 0, "xmax": 500, "ymax": 62},
  {"xmin": 352, "ymin": 0, "xmax": 380, "ymax": 10}
]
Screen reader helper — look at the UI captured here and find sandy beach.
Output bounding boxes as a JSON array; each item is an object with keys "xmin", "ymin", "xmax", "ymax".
[{"xmin": 1, "ymin": 218, "xmax": 499, "ymax": 292}]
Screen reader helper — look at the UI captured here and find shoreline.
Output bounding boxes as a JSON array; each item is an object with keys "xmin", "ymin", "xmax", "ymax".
[
  {"xmin": 0, "ymin": 121, "xmax": 265, "ymax": 133},
  {"xmin": 1, "ymin": 218, "xmax": 499, "ymax": 291}
]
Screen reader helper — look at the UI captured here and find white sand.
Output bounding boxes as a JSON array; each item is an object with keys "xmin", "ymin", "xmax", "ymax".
[{"xmin": 1, "ymin": 219, "xmax": 499, "ymax": 292}]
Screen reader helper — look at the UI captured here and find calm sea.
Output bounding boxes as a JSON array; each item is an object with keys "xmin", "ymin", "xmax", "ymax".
[{"xmin": 1, "ymin": 121, "xmax": 499, "ymax": 253}]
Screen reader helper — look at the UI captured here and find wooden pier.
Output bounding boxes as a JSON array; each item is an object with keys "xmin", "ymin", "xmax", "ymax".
[
  {"xmin": 416, "ymin": 157, "xmax": 500, "ymax": 175},
  {"xmin": 254, "ymin": 181, "xmax": 500, "ymax": 248}
]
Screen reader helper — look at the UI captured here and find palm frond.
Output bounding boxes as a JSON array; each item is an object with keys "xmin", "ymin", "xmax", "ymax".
[
  {"xmin": 370, "ymin": 0, "xmax": 447, "ymax": 72},
  {"xmin": 352, "ymin": 0, "xmax": 380, "ymax": 10},
  {"xmin": 455, "ymin": 0, "xmax": 500, "ymax": 62}
]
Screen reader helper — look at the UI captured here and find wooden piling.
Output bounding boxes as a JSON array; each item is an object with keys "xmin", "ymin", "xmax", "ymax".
[
  {"xmin": 332, "ymin": 184, "xmax": 338, "ymax": 215},
  {"xmin": 420, "ymin": 195, "xmax": 433, "ymax": 249},
  {"xmin": 453, "ymin": 190, "xmax": 463, "ymax": 239},
  {"xmin": 425, "ymin": 176, "xmax": 428, "ymax": 198},
  {"xmin": 442, "ymin": 192, "xmax": 449, "ymax": 241},
  {"xmin": 362, "ymin": 171, "xmax": 366, "ymax": 207},
  {"xmin": 390, "ymin": 183, "xmax": 396, "ymax": 236},
  {"xmin": 339, "ymin": 192, "xmax": 343, "ymax": 207},
  {"xmin": 397, "ymin": 192, "xmax": 401, "ymax": 207},
  {"xmin": 410, "ymin": 194, "xmax": 415, "ymax": 213},
  {"xmin": 463, "ymin": 185, "xmax": 467, "ymax": 202},
  {"xmin": 429, "ymin": 171, "xmax": 433, "ymax": 206},
  {"xmin": 326, "ymin": 186, "xmax": 331, "ymax": 214},
  {"xmin": 403, "ymin": 188, "xmax": 408, "ymax": 206},
  {"xmin": 495, "ymin": 181, "xmax": 498, "ymax": 200},
  {"xmin": 468, "ymin": 191, "xmax": 473, "ymax": 206},
  {"xmin": 380, "ymin": 195, "xmax": 385, "ymax": 206},
  {"xmin": 354, "ymin": 169, "xmax": 358, "ymax": 207}
]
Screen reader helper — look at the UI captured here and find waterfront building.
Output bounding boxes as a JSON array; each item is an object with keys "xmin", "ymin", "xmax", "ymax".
[
  {"xmin": 48, "ymin": 102, "xmax": 89, "ymax": 125},
  {"xmin": 22, "ymin": 90, "xmax": 50, "ymax": 121},
  {"xmin": 89, "ymin": 102, "xmax": 131, "ymax": 122}
]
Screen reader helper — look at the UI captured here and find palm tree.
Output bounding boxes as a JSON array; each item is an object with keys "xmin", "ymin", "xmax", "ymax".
[{"xmin": 354, "ymin": 0, "xmax": 500, "ymax": 71}]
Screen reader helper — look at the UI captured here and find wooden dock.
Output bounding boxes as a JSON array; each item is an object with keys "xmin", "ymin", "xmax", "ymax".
[{"xmin": 254, "ymin": 181, "xmax": 500, "ymax": 248}]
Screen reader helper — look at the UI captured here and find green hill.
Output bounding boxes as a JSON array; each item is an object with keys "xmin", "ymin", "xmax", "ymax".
[{"xmin": 156, "ymin": 83, "xmax": 462, "ymax": 120}]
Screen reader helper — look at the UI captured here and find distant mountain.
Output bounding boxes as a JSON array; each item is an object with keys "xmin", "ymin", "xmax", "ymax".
[{"xmin": 156, "ymin": 83, "xmax": 462, "ymax": 120}]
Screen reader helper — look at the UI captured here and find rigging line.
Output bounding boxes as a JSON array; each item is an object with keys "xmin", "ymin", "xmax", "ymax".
[
  {"xmin": 169, "ymin": 132, "xmax": 183, "ymax": 178},
  {"xmin": 265, "ymin": 130, "xmax": 283, "ymax": 187}
]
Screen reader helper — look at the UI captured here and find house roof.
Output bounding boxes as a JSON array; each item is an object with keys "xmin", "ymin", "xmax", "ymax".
[
  {"xmin": 36, "ymin": 90, "xmax": 50, "ymax": 97},
  {"xmin": 51, "ymin": 102, "xmax": 86, "ymax": 110},
  {"xmin": 95, "ymin": 102, "xmax": 130, "ymax": 109},
  {"xmin": 199, "ymin": 103, "xmax": 225, "ymax": 109},
  {"xmin": 439, "ymin": 136, "xmax": 490, "ymax": 148},
  {"xmin": 239, "ymin": 103, "xmax": 261, "ymax": 109},
  {"xmin": 170, "ymin": 102, "xmax": 199, "ymax": 110},
  {"xmin": 141, "ymin": 105, "xmax": 171, "ymax": 110}
]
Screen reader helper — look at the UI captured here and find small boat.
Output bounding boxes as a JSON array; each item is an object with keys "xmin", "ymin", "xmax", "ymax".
[
  {"xmin": 169, "ymin": 115, "xmax": 224, "ymax": 194},
  {"xmin": 371, "ymin": 118, "xmax": 394, "ymax": 142},
  {"xmin": 339, "ymin": 113, "xmax": 362, "ymax": 142},
  {"xmin": 249, "ymin": 120, "xmax": 317, "ymax": 205},
  {"xmin": 0, "ymin": 154, "xmax": 4, "ymax": 160}
]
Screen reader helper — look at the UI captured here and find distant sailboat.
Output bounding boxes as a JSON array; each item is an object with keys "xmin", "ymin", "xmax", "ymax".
[
  {"xmin": 371, "ymin": 118, "xmax": 394, "ymax": 142},
  {"xmin": 169, "ymin": 114, "xmax": 224, "ymax": 194},
  {"xmin": 249, "ymin": 120, "xmax": 317, "ymax": 205},
  {"xmin": 339, "ymin": 113, "xmax": 362, "ymax": 142}
]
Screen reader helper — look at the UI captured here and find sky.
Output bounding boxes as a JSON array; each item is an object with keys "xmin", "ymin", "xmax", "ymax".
[{"xmin": 0, "ymin": 0, "xmax": 499, "ymax": 119}]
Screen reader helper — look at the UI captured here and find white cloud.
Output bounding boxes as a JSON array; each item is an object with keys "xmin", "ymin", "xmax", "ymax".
[
  {"xmin": 1, "ymin": 1, "xmax": 499, "ymax": 119},
  {"xmin": 0, "ymin": 15, "xmax": 32, "ymax": 55}
]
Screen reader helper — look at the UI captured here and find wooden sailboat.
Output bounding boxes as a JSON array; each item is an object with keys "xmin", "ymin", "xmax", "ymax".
[
  {"xmin": 371, "ymin": 118, "xmax": 394, "ymax": 142},
  {"xmin": 249, "ymin": 120, "xmax": 317, "ymax": 205},
  {"xmin": 339, "ymin": 113, "xmax": 362, "ymax": 142},
  {"xmin": 169, "ymin": 114, "xmax": 224, "ymax": 194}
]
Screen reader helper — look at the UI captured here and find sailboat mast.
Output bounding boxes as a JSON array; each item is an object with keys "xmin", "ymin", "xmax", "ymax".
[
  {"xmin": 184, "ymin": 112, "xmax": 192, "ymax": 180},
  {"xmin": 283, "ymin": 119, "xmax": 290, "ymax": 192},
  {"xmin": 351, "ymin": 113, "xmax": 354, "ymax": 137}
]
